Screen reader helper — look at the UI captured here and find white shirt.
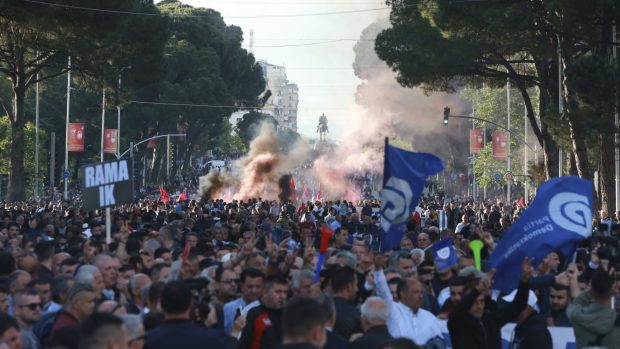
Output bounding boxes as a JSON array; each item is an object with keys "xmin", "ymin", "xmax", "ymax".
[{"xmin": 374, "ymin": 269, "xmax": 443, "ymax": 345}]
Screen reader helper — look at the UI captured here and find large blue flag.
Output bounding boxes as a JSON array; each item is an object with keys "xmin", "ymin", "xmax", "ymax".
[
  {"xmin": 380, "ymin": 141, "xmax": 444, "ymax": 250},
  {"xmin": 432, "ymin": 238, "xmax": 459, "ymax": 271},
  {"xmin": 489, "ymin": 176, "xmax": 593, "ymax": 291}
]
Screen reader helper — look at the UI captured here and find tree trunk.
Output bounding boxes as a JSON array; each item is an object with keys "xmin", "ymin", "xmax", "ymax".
[
  {"xmin": 600, "ymin": 133, "xmax": 615, "ymax": 215},
  {"xmin": 8, "ymin": 70, "xmax": 27, "ymax": 201},
  {"xmin": 568, "ymin": 150, "xmax": 578, "ymax": 176}
]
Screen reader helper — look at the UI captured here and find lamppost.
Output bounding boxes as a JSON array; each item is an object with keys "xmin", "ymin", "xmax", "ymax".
[{"xmin": 116, "ymin": 66, "xmax": 131, "ymax": 158}]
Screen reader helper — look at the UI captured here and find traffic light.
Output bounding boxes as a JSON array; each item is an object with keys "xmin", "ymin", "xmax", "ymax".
[{"xmin": 443, "ymin": 107, "xmax": 450, "ymax": 125}]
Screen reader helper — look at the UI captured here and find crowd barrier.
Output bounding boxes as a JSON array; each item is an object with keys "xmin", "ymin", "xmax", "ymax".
[{"xmin": 437, "ymin": 320, "xmax": 576, "ymax": 349}]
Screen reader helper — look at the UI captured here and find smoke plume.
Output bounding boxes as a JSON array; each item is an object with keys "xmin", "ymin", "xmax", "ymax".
[{"xmin": 278, "ymin": 174, "xmax": 293, "ymax": 203}]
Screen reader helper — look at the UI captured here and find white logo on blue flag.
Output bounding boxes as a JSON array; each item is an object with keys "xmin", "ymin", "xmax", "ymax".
[
  {"xmin": 432, "ymin": 238, "xmax": 458, "ymax": 270},
  {"xmin": 380, "ymin": 143, "xmax": 444, "ymax": 250},
  {"xmin": 548, "ymin": 192, "xmax": 592, "ymax": 237},
  {"xmin": 380, "ymin": 177, "xmax": 414, "ymax": 232},
  {"xmin": 489, "ymin": 176, "xmax": 593, "ymax": 291}
]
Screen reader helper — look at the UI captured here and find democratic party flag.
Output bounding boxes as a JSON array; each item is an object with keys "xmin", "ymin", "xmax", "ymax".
[
  {"xmin": 380, "ymin": 139, "xmax": 444, "ymax": 250},
  {"xmin": 159, "ymin": 186, "xmax": 171, "ymax": 203},
  {"xmin": 432, "ymin": 238, "xmax": 458, "ymax": 271},
  {"xmin": 489, "ymin": 176, "xmax": 593, "ymax": 291},
  {"xmin": 438, "ymin": 209, "xmax": 448, "ymax": 230}
]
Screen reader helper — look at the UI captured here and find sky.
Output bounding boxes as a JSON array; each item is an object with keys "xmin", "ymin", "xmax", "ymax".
[{"xmin": 176, "ymin": 0, "xmax": 389, "ymax": 140}]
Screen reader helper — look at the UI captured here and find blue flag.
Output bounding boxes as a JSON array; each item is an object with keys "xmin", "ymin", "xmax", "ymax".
[
  {"xmin": 432, "ymin": 238, "xmax": 458, "ymax": 271},
  {"xmin": 380, "ymin": 142, "xmax": 444, "ymax": 250},
  {"xmin": 489, "ymin": 176, "xmax": 593, "ymax": 291}
]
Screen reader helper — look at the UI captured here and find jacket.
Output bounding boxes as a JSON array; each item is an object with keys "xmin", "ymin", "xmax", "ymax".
[
  {"xmin": 510, "ymin": 313, "xmax": 552, "ymax": 349},
  {"xmin": 448, "ymin": 281, "xmax": 529, "ymax": 349},
  {"xmin": 351, "ymin": 325, "xmax": 392, "ymax": 349},
  {"xmin": 145, "ymin": 319, "xmax": 234, "ymax": 349},
  {"xmin": 238, "ymin": 302, "xmax": 283, "ymax": 349},
  {"xmin": 567, "ymin": 291, "xmax": 620, "ymax": 349},
  {"xmin": 333, "ymin": 297, "xmax": 362, "ymax": 339}
]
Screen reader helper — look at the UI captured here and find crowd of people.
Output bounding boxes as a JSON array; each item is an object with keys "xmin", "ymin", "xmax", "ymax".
[{"xmin": 0, "ymin": 193, "xmax": 616, "ymax": 349}]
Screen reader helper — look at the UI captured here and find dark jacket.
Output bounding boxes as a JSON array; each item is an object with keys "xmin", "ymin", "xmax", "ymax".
[
  {"xmin": 145, "ymin": 319, "xmax": 233, "ymax": 349},
  {"xmin": 324, "ymin": 330, "xmax": 349, "ymax": 349},
  {"xmin": 448, "ymin": 281, "xmax": 529, "ymax": 349},
  {"xmin": 238, "ymin": 302, "xmax": 283, "ymax": 349},
  {"xmin": 333, "ymin": 297, "xmax": 362, "ymax": 339},
  {"xmin": 511, "ymin": 313, "xmax": 552, "ymax": 349},
  {"xmin": 351, "ymin": 325, "xmax": 392, "ymax": 349},
  {"xmin": 277, "ymin": 344, "xmax": 318, "ymax": 349}
]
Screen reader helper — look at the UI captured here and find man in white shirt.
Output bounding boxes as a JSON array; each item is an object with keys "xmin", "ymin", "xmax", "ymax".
[{"xmin": 373, "ymin": 256, "xmax": 445, "ymax": 348}]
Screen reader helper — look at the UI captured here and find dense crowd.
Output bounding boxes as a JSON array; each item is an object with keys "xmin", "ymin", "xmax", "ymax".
[{"xmin": 0, "ymin": 194, "xmax": 616, "ymax": 349}]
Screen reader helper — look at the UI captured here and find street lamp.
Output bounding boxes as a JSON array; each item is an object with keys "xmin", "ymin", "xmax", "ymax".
[{"xmin": 117, "ymin": 66, "xmax": 131, "ymax": 158}]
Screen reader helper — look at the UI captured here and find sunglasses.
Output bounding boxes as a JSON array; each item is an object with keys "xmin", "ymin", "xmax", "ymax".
[
  {"xmin": 18, "ymin": 302, "xmax": 43, "ymax": 310},
  {"xmin": 221, "ymin": 278, "xmax": 239, "ymax": 284}
]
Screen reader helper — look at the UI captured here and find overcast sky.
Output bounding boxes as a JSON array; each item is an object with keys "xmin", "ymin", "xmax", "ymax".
[{"xmin": 177, "ymin": 0, "xmax": 388, "ymax": 140}]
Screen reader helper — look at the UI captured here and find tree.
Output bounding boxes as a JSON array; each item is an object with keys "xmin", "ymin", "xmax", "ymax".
[
  {"xmin": 235, "ymin": 111, "xmax": 278, "ymax": 147},
  {"xmin": 375, "ymin": 0, "xmax": 565, "ymax": 179},
  {"xmin": 473, "ymin": 142, "xmax": 507, "ymax": 189},
  {"xmin": 0, "ymin": 0, "xmax": 167, "ymax": 200}
]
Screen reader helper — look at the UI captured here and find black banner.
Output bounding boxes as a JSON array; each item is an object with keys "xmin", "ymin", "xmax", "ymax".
[{"xmin": 81, "ymin": 159, "xmax": 134, "ymax": 211}]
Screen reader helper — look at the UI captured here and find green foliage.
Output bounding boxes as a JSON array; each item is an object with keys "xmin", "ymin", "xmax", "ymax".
[
  {"xmin": 235, "ymin": 111, "xmax": 278, "ymax": 147},
  {"xmin": 0, "ymin": 116, "xmax": 47, "ymax": 193},
  {"xmin": 473, "ymin": 142, "xmax": 507, "ymax": 188}
]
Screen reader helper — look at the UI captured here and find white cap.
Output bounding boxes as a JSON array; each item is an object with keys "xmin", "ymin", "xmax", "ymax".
[{"xmin": 502, "ymin": 289, "xmax": 538, "ymax": 308}]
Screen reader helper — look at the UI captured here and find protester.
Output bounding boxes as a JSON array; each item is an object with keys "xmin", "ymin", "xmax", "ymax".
[{"xmin": 279, "ymin": 297, "xmax": 327, "ymax": 349}]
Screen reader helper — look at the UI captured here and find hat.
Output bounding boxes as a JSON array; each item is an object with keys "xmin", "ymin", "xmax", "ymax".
[
  {"xmin": 502, "ymin": 289, "xmax": 538, "ymax": 309},
  {"xmin": 82, "ymin": 223, "xmax": 89, "ymax": 230},
  {"xmin": 457, "ymin": 266, "xmax": 486, "ymax": 279}
]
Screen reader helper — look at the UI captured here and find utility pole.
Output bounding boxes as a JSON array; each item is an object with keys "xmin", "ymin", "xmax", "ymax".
[
  {"xmin": 64, "ymin": 56, "xmax": 71, "ymax": 201},
  {"xmin": 35, "ymin": 61, "xmax": 40, "ymax": 198},
  {"xmin": 524, "ymin": 104, "xmax": 528, "ymax": 205},
  {"xmin": 507, "ymin": 78, "xmax": 511, "ymax": 204},
  {"xmin": 613, "ymin": 24, "xmax": 620, "ymax": 215}
]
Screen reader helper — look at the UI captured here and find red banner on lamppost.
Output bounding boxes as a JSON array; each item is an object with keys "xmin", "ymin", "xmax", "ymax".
[
  {"xmin": 492, "ymin": 130, "xmax": 509, "ymax": 160},
  {"xmin": 470, "ymin": 128, "xmax": 484, "ymax": 154},
  {"xmin": 68, "ymin": 123, "xmax": 85, "ymax": 152},
  {"xmin": 104, "ymin": 129, "xmax": 118, "ymax": 154}
]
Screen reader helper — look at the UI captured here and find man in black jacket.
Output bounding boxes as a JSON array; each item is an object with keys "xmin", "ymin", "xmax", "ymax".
[
  {"xmin": 448, "ymin": 258, "xmax": 533, "ymax": 349},
  {"xmin": 278, "ymin": 297, "xmax": 327, "ymax": 349},
  {"xmin": 331, "ymin": 266, "xmax": 361, "ymax": 339},
  {"xmin": 145, "ymin": 281, "xmax": 234, "ymax": 349},
  {"xmin": 239, "ymin": 274, "xmax": 289, "ymax": 349},
  {"xmin": 352, "ymin": 297, "xmax": 392, "ymax": 349},
  {"xmin": 502, "ymin": 289, "xmax": 552, "ymax": 349}
]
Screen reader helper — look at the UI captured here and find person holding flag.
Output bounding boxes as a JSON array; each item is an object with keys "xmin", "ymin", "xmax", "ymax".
[{"xmin": 448, "ymin": 258, "xmax": 534, "ymax": 349}]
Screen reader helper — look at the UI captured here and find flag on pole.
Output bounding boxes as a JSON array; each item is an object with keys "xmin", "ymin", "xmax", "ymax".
[
  {"xmin": 317, "ymin": 182, "xmax": 322, "ymax": 201},
  {"xmin": 290, "ymin": 177, "xmax": 297, "ymax": 202},
  {"xmin": 438, "ymin": 209, "xmax": 448, "ymax": 230},
  {"xmin": 432, "ymin": 238, "xmax": 459, "ymax": 271},
  {"xmin": 159, "ymin": 187, "xmax": 171, "ymax": 203},
  {"xmin": 301, "ymin": 185, "xmax": 309, "ymax": 201},
  {"xmin": 177, "ymin": 189, "xmax": 188, "ymax": 203},
  {"xmin": 380, "ymin": 139, "xmax": 444, "ymax": 251},
  {"xmin": 517, "ymin": 197, "xmax": 525, "ymax": 208},
  {"xmin": 489, "ymin": 176, "xmax": 593, "ymax": 291}
]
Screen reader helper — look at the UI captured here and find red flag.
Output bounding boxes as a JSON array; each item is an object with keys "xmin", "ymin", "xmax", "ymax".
[
  {"xmin": 317, "ymin": 182, "xmax": 322, "ymax": 201},
  {"xmin": 147, "ymin": 128, "xmax": 158, "ymax": 149},
  {"xmin": 177, "ymin": 189, "xmax": 188, "ymax": 203},
  {"xmin": 319, "ymin": 225, "xmax": 333, "ymax": 254},
  {"xmin": 301, "ymin": 185, "xmax": 309, "ymax": 201},
  {"xmin": 290, "ymin": 177, "xmax": 297, "ymax": 202},
  {"xmin": 517, "ymin": 197, "xmax": 525, "ymax": 208},
  {"xmin": 159, "ymin": 187, "xmax": 171, "ymax": 203}
]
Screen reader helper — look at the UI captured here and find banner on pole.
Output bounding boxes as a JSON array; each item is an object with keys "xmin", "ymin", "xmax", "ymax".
[
  {"xmin": 103, "ymin": 129, "xmax": 118, "ymax": 154},
  {"xmin": 68, "ymin": 123, "xmax": 85, "ymax": 152},
  {"xmin": 470, "ymin": 129, "xmax": 484, "ymax": 154},
  {"xmin": 81, "ymin": 159, "xmax": 134, "ymax": 211},
  {"xmin": 492, "ymin": 131, "xmax": 509, "ymax": 160}
]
